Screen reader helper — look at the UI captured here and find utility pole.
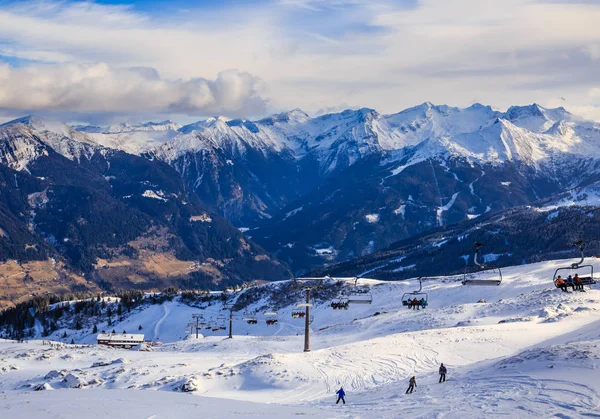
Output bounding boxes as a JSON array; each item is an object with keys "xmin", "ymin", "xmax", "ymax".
[
  {"xmin": 292, "ymin": 277, "xmax": 326, "ymax": 353},
  {"xmin": 191, "ymin": 314, "xmax": 203, "ymax": 339},
  {"xmin": 228, "ymin": 307, "xmax": 233, "ymax": 339},
  {"xmin": 304, "ymin": 288, "xmax": 311, "ymax": 352}
]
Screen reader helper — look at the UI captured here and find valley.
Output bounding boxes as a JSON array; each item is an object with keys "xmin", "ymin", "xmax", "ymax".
[{"xmin": 2, "ymin": 102, "xmax": 600, "ymax": 300}]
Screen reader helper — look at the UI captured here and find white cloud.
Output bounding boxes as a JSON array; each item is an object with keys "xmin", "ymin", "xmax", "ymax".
[
  {"xmin": 0, "ymin": 0, "xmax": 599, "ymax": 121},
  {"xmin": 0, "ymin": 63, "xmax": 267, "ymax": 117}
]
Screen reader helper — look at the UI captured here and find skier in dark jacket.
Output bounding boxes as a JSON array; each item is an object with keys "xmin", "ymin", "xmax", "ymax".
[
  {"xmin": 439, "ymin": 363, "xmax": 447, "ymax": 383},
  {"xmin": 335, "ymin": 387, "xmax": 346, "ymax": 404},
  {"xmin": 406, "ymin": 376, "xmax": 417, "ymax": 394},
  {"xmin": 566, "ymin": 275, "xmax": 576, "ymax": 291}
]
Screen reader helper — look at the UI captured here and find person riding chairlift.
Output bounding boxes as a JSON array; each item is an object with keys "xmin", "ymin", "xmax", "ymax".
[
  {"xmin": 556, "ymin": 275, "xmax": 568, "ymax": 292},
  {"xmin": 574, "ymin": 273, "xmax": 584, "ymax": 291},
  {"xmin": 412, "ymin": 297, "xmax": 419, "ymax": 310},
  {"xmin": 566, "ymin": 275, "xmax": 576, "ymax": 291}
]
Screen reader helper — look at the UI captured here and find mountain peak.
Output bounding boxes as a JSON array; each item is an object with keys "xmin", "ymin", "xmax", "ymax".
[
  {"xmin": 259, "ymin": 109, "xmax": 310, "ymax": 125},
  {"xmin": 287, "ymin": 108, "xmax": 310, "ymax": 119},
  {"xmin": 2, "ymin": 114, "xmax": 50, "ymax": 129},
  {"xmin": 104, "ymin": 120, "xmax": 182, "ymax": 134},
  {"xmin": 2, "ymin": 115, "xmax": 83, "ymax": 139},
  {"xmin": 505, "ymin": 104, "xmax": 546, "ymax": 120}
]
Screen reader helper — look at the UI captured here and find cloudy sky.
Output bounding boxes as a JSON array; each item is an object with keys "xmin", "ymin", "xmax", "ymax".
[{"xmin": 0, "ymin": 0, "xmax": 599, "ymax": 124}]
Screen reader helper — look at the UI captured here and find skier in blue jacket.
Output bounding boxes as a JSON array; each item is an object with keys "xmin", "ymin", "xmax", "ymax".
[{"xmin": 336, "ymin": 387, "xmax": 346, "ymax": 404}]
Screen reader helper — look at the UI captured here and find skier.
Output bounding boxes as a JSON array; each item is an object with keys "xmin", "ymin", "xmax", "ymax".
[
  {"xmin": 412, "ymin": 298, "xmax": 419, "ymax": 310},
  {"xmin": 556, "ymin": 276, "xmax": 568, "ymax": 292},
  {"xmin": 420, "ymin": 297, "xmax": 427, "ymax": 309},
  {"xmin": 335, "ymin": 387, "xmax": 346, "ymax": 404},
  {"xmin": 439, "ymin": 363, "xmax": 447, "ymax": 383},
  {"xmin": 566, "ymin": 275, "xmax": 576, "ymax": 291},
  {"xmin": 574, "ymin": 274, "xmax": 584, "ymax": 291},
  {"xmin": 406, "ymin": 376, "xmax": 417, "ymax": 394}
]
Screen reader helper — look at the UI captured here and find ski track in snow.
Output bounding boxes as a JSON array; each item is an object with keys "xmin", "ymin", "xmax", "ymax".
[
  {"xmin": 153, "ymin": 303, "xmax": 170, "ymax": 341},
  {"xmin": 436, "ymin": 192, "xmax": 460, "ymax": 226}
]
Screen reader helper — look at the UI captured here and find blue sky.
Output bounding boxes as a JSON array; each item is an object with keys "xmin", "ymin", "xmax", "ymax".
[{"xmin": 0, "ymin": 0, "xmax": 599, "ymax": 124}]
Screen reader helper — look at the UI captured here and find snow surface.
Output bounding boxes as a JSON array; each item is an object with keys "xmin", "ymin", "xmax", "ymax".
[
  {"xmin": 365, "ymin": 213, "xmax": 380, "ymax": 223},
  {"xmin": 2, "ymin": 258, "xmax": 600, "ymax": 417}
]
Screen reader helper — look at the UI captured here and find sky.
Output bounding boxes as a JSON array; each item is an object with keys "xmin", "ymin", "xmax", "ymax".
[{"xmin": 0, "ymin": 0, "xmax": 600, "ymax": 124}]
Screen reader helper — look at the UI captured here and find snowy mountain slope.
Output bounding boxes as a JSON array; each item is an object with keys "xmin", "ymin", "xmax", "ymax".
[
  {"xmin": 0, "ymin": 120, "xmax": 291, "ymax": 301},
  {"xmin": 384, "ymin": 102, "xmax": 500, "ymax": 145},
  {"xmin": 315, "ymin": 200, "xmax": 600, "ymax": 281},
  {"xmin": 0, "ymin": 117, "xmax": 99, "ymax": 169},
  {"xmin": 148, "ymin": 103, "xmax": 600, "ymax": 231},
  {"xmin": 4, "ymin": 104, "xmax": 600, "ymax": 275},
  {"xmin": 77, "ymin": 120, "xmax": 182, "ymax": 155},
  {"xmin": 1, "ymin": 258, "xmax": 600, "ymax": 418},
  {"xmin": 165, "ymin": 108, "xmax": 405, "ymax": 167}
]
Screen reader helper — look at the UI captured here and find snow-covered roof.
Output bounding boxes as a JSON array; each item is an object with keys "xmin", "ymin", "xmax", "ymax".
[{"xmin": 97, "ymin": 333, "xmax": 145, "ymax": 342}]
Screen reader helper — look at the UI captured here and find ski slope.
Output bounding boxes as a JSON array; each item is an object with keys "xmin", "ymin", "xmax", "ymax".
[{"xmin": 1, "ymin": 258, "xmax": 600, "ymax": 418}]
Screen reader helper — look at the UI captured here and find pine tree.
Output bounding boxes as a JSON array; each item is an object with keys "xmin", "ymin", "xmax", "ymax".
[
  {"xmin": 138, "ymin": 325, "xmax": 142, "ymax": 330},
  {"xmin": 70, "ymin": 338, "xmax": 74, "ymax": 345},
  {"xmin": 92, "ymin": 324, "xmax": 98, "ymax": 334},
  {"xmin": 62, "ymin": 331, "xmax": 67, "ymax": 339}
]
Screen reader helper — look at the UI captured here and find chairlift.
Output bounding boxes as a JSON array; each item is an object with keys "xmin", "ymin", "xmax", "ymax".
[
  {"xmin": 290, "ymin": 311, "xmax": 314, "ymax": 323},
  {"xmin": 401, "ymin": 278, "xmax": 429, "ymax": 309},
  {"xmin": 462, "ymin": 242, "xmax": 502, "ymax": 286},
  {"xmin": 264, "ymin": 309, "xmax": 278, "ymax": 326},
  {"xmin": 553, "ymin": 241, "xmax": 596, "ymax": 291},
  {"xmin": 330, "ymin": 297, "xmax": 349, "ymax": 310},
  {"xmin": 347, "ymin": 277, "xmax": 373, "ymax": 304},
  {"xmin": 242, "ymin": 309, "xmax": 258, "ymax": 324}
]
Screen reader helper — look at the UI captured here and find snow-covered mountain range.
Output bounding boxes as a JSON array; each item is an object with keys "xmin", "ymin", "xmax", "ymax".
[{"xmin": 2, "ymin": 102, "xmax": 600, "ymax": 275}]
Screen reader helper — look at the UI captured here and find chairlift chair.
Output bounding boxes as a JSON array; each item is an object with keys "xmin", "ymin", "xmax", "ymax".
[
  {"xmin": 462, "ymin": 242, "xmax": 502, "ymax": 286},
  {"xmin": 242, "ymin": 310, "xmax": 258, "ymax": 324},
  {"xmin": 401, "ymin": 278, "xmax": 429, "ymax": 308},
  {"xmin": 345, "ymin": 277, "xmax": 373, "ymax": 304},
  {"xmin": 264, "ymin": 309, "xmax": 278, "ymax": 326},
  {"xmin": 347, "ymin": 291, "xmax": 373, "ymax": 304},
  {"xmin": 330, "ymin": 297, "xmax": 349, "ymax": 310},
  {"xmin": 553, "ymin": 241, "xmax": 596, "ymax": 289}
]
